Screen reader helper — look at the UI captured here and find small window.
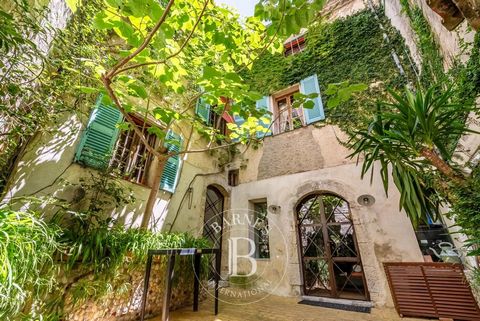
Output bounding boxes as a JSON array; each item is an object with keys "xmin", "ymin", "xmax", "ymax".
[
  {"xmin": 284, "ymin": 35, "xmax": 306, "ymax": 56},
  {"xmin": 110, "ymin": 115, "xmax": 157, "ymax": 186},
  {"xmin": 228, "ymin": 169, "xmax": 239, "ymax": 186},
  {"xmin": 253, "ymin": 201, "xmax": 270, "ymax": 259},
  {"xmin": 209, "ymin": 108, "xmax": 227, "ymax": 136},
  {"xmin": 274, "ymin": 90, "xmax": 305, "ymax": 134}
]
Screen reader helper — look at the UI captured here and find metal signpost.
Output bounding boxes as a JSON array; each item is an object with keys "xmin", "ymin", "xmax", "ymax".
[{"xmin": 139, "ymin": 248, "xmax": 221, "ymax": 321}]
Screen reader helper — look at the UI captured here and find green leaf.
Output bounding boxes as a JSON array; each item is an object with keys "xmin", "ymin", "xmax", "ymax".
[
  {"xmin": 303, "ymin": 100, "xmax": 315, "ymax": 109},
  {"xmin": 65, "ymin": 0, "xmax": 80, "ymax": 12},
  {"xmin": 76, "ymin": 86, "xmax": 100, "ymax": 94},
  {"xmin": 147, "ymin": 126, "xmax": 166, "ymax": 139},
  {"xmin": 128, "ymin": 83, "xmax": 148, "ymax": 99}
]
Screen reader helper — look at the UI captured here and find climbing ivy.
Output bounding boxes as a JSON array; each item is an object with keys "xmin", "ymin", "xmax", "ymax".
[
  {"xmin": 399, "ymin": 0, "xmax": 444, "ymax": 87},
  {"xmin": 399, "ymin": 0, "xmax": 480, "ymax": 152},
  {"xmin": 400, "ymin": 0, "xmax": 480, "ymax": 102},
  {"xmin": 0, "ymin": 0, "xmax": 111, "ymax": 195},
  {"xmin": 451, "ymin": 32, "xmax": 480, "ymax": 104},
  {"xmin": 241, "ymin": 8, "xmax": 416, "ymax": 131}
]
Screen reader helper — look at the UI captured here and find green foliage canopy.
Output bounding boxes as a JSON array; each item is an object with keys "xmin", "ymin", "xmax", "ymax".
[{"xmin": 82, "ymin": 0, "xmax": 326, "ymax": 151}]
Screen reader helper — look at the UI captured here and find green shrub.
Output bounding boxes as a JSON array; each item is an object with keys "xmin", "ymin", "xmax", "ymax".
[
  {"xmin": 0, "ymin": 208, "xmax": 61, "ymax": 319},
  {"xmin": 0, "ymin": 206, "xmax": 208, "ymax": 320},
  {"xmin": 449, "ymin": 168, "xmax": 480, "ymax": 258}
]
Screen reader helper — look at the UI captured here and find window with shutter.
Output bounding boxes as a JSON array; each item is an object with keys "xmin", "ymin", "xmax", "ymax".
[
  {"xmin": 271, "ymin": 87, "xmax": 305, "ymax": 134},
  {"xmin": 110, "ymin": 115, "xmax": 158, "ymax": 186},
  {"xmin": 195, "ymin": 98, "xmax": 211, "ymax": 124},
  {"xmin": 299, "ymin": 74, "xmax": 325, "ymax": 124},
  {"xmin": 231, "ymin": 113, "xmax": 245, "ymax": 142},
  {"xmin": 75, "ymin": 97, "xmax": 123, "ymax": 169},
  {"xmin": 255, "ymin": 96, "xmax": 272, "ymax": 137},
  {"xmin": 160, "ymin": 131, "xmax": 183, "ymax": 193}
]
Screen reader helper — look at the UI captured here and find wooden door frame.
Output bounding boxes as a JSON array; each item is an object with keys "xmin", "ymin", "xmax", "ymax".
[{"xmin": 295, "ymin": 192, "xmax": 369, "ymax": 300}]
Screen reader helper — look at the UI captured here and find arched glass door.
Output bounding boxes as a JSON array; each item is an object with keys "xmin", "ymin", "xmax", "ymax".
[
  {"xmin": 202, "ymin": 186, "xmax": 224, "ymax": 248},
  {"xmin": 202, "ymin": 186, "xmax": 224, "ymax": 280},
  {"xmin": 296, "ymin": 193, "xmax": 368, "ymax": 300}
]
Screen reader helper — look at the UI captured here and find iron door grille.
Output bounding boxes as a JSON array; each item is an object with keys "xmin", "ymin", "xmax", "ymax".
[{"xmin": 384, "ymin": 262, "xmax": 480, "ymax": 320}]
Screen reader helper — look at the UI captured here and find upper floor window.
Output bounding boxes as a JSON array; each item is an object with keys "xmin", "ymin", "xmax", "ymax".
[
  {"xmin": 233, "ymin": 75, "xmax": 324, "ymax": 137},
  {"xmin": 274, "ymin": 88, "xmax": 305, "ymax": 133},
  {"xmin": 284, "ymin": 35, "xmax": 306, "ymax": 56},
  {"xmin": 196, "ymin": 99, "xmax": 228, "ymax": 136},
  {"xmin": 208, "ymin": 109, "xmax": 227, "ymax": 136},
  {"xmin": 75, "ymin": 96, "xmax": 182, "ymax": 192},
  {"xmin": 110, "ymin": 115, "xmax": 157, "ymax": 186}
]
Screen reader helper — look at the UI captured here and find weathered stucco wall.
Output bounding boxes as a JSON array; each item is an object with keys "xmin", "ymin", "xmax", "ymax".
[
  {"xmin": 223, "ymin": 124, "xmax": 423, "ymax": 307},
  {"xmin": 384, "ymin": 0, "xmax": 423, "ymax": 68},
  {"xmin": 2, "ymin": 109, "xmax": 221, "ymax": 232},
  {"xmin": 221, "ymin": 125, "xmax": 354, "ymax": 185},
  {"xmin": 322, "ymin": 0, "xmax": 366, "ymax": 20},
  {"xmin": 254, "ymin": 126, "xmax": 352, "ymax": 181},
  {"xmin": 385, "ymin": 0, "xmax": 476, "ymax": 69}
]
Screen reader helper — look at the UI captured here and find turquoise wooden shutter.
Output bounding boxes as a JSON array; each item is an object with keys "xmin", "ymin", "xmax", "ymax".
[
  {"xmin": 234, "ymin": 114, "xmax": 245, "ymax": 127},
  {"xmin": 75, "ymin": 96, "xmax": 122, "ymax": 169},
  {"xmin": 195, "ymin": 98, "xmax": 211, "ymax": 124},
  {"xmin": 300, "ymin": 74, "xmax": 325, "ymax": 124},
  {"xmin": 232, "ymin": 113, "xmax": 245, "ymax": 142},
  {"xmin": 255, "ymin": 96, "xmax": 272, "ymax": 137},
  {"xmin": 160, "ymin": 131, "xmax": 183, "ymax": 193}
]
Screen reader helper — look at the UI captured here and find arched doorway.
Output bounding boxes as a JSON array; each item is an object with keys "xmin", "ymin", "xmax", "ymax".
[
  {"xmin": 296, "ymin": 193, "xmax": 368, "ymax": 300},
  {"xmin": 202, "ymin": 185, "xmax": 225, "ymax": 247},
  {"xmin": 202, "ymin": 185, "xmax": 225, "ymax": 280}
]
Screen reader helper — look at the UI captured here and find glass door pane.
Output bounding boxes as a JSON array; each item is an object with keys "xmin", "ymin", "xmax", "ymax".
[{"xmin": 297, "ymin": 193, "xmax": 368, "ymax": 300}]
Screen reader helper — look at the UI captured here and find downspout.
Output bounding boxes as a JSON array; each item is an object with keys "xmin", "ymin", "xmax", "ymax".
[{"xmin": 365, "ymin": 0, "xmax": 420, "ymax": 85}]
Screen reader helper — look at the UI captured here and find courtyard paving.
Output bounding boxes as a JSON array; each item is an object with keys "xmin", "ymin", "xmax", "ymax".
[{"xmin": 152, "ymin": 293, "xmax": 426, "ymax": 321}]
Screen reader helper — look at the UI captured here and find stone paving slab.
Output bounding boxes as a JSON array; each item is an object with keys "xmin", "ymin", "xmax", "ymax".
[{"xmin": 151, "ymin": 293, "xmax": 427, "ymax": 321}]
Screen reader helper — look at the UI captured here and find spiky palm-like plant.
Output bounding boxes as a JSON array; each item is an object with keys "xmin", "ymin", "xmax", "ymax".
[{"xmin": 348, "ymin": 86, "xmax": 476, "ymax": 225}]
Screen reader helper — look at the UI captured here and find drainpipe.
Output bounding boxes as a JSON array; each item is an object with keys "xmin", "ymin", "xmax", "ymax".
[{"xmin": 365, "ymin": 0, "xmax": 420, "ymax": 86}]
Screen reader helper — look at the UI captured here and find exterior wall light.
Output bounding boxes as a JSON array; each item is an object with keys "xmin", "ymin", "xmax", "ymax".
[
  {"xmin": 268, "ymin": 204, "xmax": 281, "ymax": 214},
  {"xmin": 357, "ymin": 194, "xmax": 375, "ymax": 206}
]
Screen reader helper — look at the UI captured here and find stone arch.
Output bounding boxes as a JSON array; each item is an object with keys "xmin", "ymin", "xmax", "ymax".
[{"xmin": 293, "ymin": 190, "xmax": 369, "ymax": 300}]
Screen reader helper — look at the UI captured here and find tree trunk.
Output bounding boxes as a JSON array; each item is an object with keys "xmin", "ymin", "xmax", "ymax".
[
  {"xmin": 420, "ymin": 148, "xmax": 464, "ymax": 184},
  {"xmin": 141, "ymin": 155, "xmax": 167, "ymax": 228}
]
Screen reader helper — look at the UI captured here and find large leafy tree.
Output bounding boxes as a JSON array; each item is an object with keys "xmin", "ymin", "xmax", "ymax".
[
  {"xmin": 348, "ymin": 86, "xmax": 476, "ymax": 226},
  {"xmin": 83, "ymin": 0, "xmax": 325, "ymax": 226}
]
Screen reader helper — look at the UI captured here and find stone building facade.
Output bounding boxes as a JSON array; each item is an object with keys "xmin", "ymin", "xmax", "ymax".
[{"xmin": 4, "ymin": 0, "xmax": 478, "ymax": 315}]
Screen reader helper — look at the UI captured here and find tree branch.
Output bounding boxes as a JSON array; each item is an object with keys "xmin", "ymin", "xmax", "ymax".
[
  {"xmin": 105, "ymin": 0, "xmax": 175, "ymax": 79},
  {"xmin": 112, "ymin": 0, "xmax": 210, "ymax": 77},
  {"xmin": 101, "ymin": 76, "xmax": 164, "ymax": 159},
  {"xmin": 235, "ymin": 0, "xmax": 287, "ymax": 74}
]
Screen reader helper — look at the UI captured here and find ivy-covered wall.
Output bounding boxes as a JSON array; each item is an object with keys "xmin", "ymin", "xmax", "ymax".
[{"xmin": 242, "ymin": 8, "xmax": 417, "ymax": 130}]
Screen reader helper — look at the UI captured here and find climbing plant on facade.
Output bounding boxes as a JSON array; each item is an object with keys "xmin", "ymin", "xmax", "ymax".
[
  {"xmin": 80, "ymin": 0, "xmax": 326, "ymax": 226},
  {"xmin": 0, "ymin": 0, "xmax": 112, "ymax": 196},
  {"xmin": 241, "ymin": 8, "xmax": 416, "ymax": 132}
]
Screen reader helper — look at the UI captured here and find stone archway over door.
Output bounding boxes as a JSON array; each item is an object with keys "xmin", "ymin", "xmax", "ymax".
[{"xmin": 296, "ymin": 193, "xmax": 369, "ymax": 300}]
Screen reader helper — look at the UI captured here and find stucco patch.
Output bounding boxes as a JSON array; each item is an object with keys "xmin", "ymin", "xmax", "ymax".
[
  {"xmin": 374, "ymin": 242, "xmax": 403, "ymax": 262},
  {"xmin": 258, "ymin": 127, "xmax": 325, "ymax": 180}
]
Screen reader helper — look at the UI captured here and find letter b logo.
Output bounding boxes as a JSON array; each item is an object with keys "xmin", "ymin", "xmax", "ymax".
[{"xmin": 228, "ymin": 237, "xmax": 257, "ymax": 277}]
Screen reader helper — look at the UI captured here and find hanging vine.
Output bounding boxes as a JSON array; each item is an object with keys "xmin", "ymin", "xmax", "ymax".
[{"xmin": 241, "ymin": 8, "xmax": 417, "ymax": 131}]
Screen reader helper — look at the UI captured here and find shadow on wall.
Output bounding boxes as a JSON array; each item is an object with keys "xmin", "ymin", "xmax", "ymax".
[
  {"xmin": 4, "ymin": 113, "xmax": 83, "ymax": 201},
  {"xmin": 2, "ymin": 112, "xmax": 173, "ymax": 230}
]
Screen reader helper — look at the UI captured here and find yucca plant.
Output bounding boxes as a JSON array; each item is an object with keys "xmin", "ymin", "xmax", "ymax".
[{"xmin": 348, "ymin": 85, "xmax": 476, "ymax": 225}]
